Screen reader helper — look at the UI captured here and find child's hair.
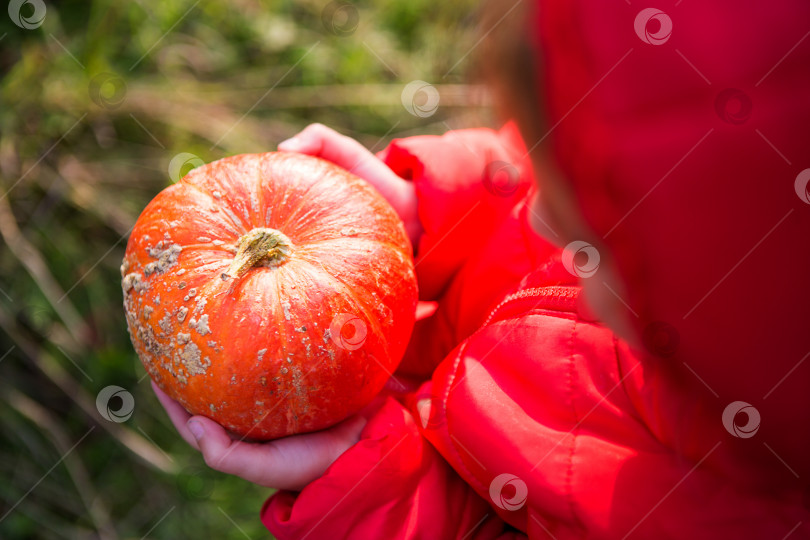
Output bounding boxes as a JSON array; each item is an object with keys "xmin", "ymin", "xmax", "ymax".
[
  {"xmin": 478, "ymin": 1, "xmax": 545, "ymax": 152},
  {"xmin": 475, "ymin": 0, "xmax": 598, "ymax": 248}
]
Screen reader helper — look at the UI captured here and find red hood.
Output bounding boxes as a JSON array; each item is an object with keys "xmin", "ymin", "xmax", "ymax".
[{"xmin": 535, "ymin": 0, "xmax": 810, "ymax": 474}]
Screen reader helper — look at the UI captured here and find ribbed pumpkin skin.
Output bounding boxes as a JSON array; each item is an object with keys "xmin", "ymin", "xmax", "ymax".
[{"xmin": 122, "ymin": 152, "xmax": 417, "ymax": 440}]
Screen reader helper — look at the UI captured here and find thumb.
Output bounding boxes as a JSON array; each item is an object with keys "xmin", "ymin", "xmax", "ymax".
[
  {"xmin": 328, "ymin": 413, "xmax": 368, "ymax": 450},
  {"xmin": 186, "ymin": 416, "xmax": 237, "ymax": 471},
  {"xmin": 277, "ymin": 133, "xmax": 322, "ymax": 154}
]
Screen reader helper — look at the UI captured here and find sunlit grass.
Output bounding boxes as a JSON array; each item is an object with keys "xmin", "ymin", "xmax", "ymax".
[{"xmin": 0, "ymin": 0, "xmax": 488, "ymax": 537}]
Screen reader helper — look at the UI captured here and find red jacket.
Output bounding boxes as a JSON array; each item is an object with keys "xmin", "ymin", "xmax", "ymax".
[
  {"xmin": 260, "ymin": 124, "xmax": 810, "ymax": 539},
  {"xmin": 261, "ymin": 0, "xmax": 810, "ymax": 536}
]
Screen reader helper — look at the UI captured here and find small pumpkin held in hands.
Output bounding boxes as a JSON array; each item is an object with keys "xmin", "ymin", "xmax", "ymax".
[{"xmin": 122, "ymin": 152, "xmax": 417, "ymax": 440}]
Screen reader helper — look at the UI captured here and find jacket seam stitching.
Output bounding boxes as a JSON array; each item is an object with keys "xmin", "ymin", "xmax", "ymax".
[
  {"xmin": 439, "ymin": 339, "xmax": 486, "ymax": 494},
  {"xmin": 565, "ymin": 318, "xmax": 582, "ymax": 526}
]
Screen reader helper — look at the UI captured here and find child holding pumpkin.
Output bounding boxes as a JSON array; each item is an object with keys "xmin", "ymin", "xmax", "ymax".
[{"xmin": 154, "ymin": 0, "xmax": 810, "ymax": 537}]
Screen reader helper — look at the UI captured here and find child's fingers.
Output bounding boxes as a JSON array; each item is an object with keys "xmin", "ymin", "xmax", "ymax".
[
  {"xmin": 151, "ymin": 380, "xmax": 200, "ymax": 450},
  {"xmin": 185, "ymin": 415, "xmax": 306, "ymax": 490},
  {"xmin": 279, "ymin": 123, "xmax": 366, "ymax": 167},
  {"xmin": 277, "ymin": 132, "xmax": 321, "ymax": 154},
  {"xmin": 185, "ymin": 416, "xmax": 250, "ymax": 475},
  {"xmin": 153, "ymin": 372, "xmax": 369, "ymax": 490},
  {"xmin": 186, "ymin": 413, "xmax": 367, "ymax": 490},
  {"xmin": 280, "ymin": 125, "xmax": 402, "ymax": 196}
]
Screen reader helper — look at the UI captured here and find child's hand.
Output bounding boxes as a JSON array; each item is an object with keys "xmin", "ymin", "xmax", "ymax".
[
  {"xmin": 278, "ymin": 124, "xmax": 423, "ymax": 248},
  {"xmin": 151, "ymin": 381, "xmax": 368, "ymax": 491}
]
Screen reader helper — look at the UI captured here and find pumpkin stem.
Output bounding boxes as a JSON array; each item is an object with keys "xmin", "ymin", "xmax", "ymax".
[{"xmin": 221, "ymin": 228, "xmax": 293, "ymax": 280}]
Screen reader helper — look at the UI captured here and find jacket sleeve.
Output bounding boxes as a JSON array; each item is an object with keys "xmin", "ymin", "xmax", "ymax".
[
  {"xmin": 378, "ymin": 123, "xmax": 533, "ymax": 301},
  {"xmin": 260, "ymin": 396, "xmax": 524, "ymax": 540}
]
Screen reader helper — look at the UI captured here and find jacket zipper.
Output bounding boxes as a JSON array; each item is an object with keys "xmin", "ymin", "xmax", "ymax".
[{"xmin": 481, "ymin": 285, "xmax": 580, "ymax": 327}]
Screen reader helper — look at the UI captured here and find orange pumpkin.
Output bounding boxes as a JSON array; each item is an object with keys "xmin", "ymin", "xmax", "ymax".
[{"xmin": 122, "ymin": 152, "xmax": 417, "ymax": 440}]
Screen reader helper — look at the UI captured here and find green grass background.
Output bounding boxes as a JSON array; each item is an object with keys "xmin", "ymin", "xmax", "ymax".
[{"xmin": 0, "ymin": 0, "xmax": 490, "ymax": 538}]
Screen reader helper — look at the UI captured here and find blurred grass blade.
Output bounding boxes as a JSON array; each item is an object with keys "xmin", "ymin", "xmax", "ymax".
[
  {"xmin": 0, "ymin": 194, "xmax": 87, "ymax": 345},
  {"xmin": 7, "ymin": 387, "xmax": 119, "ymax": 540}
]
